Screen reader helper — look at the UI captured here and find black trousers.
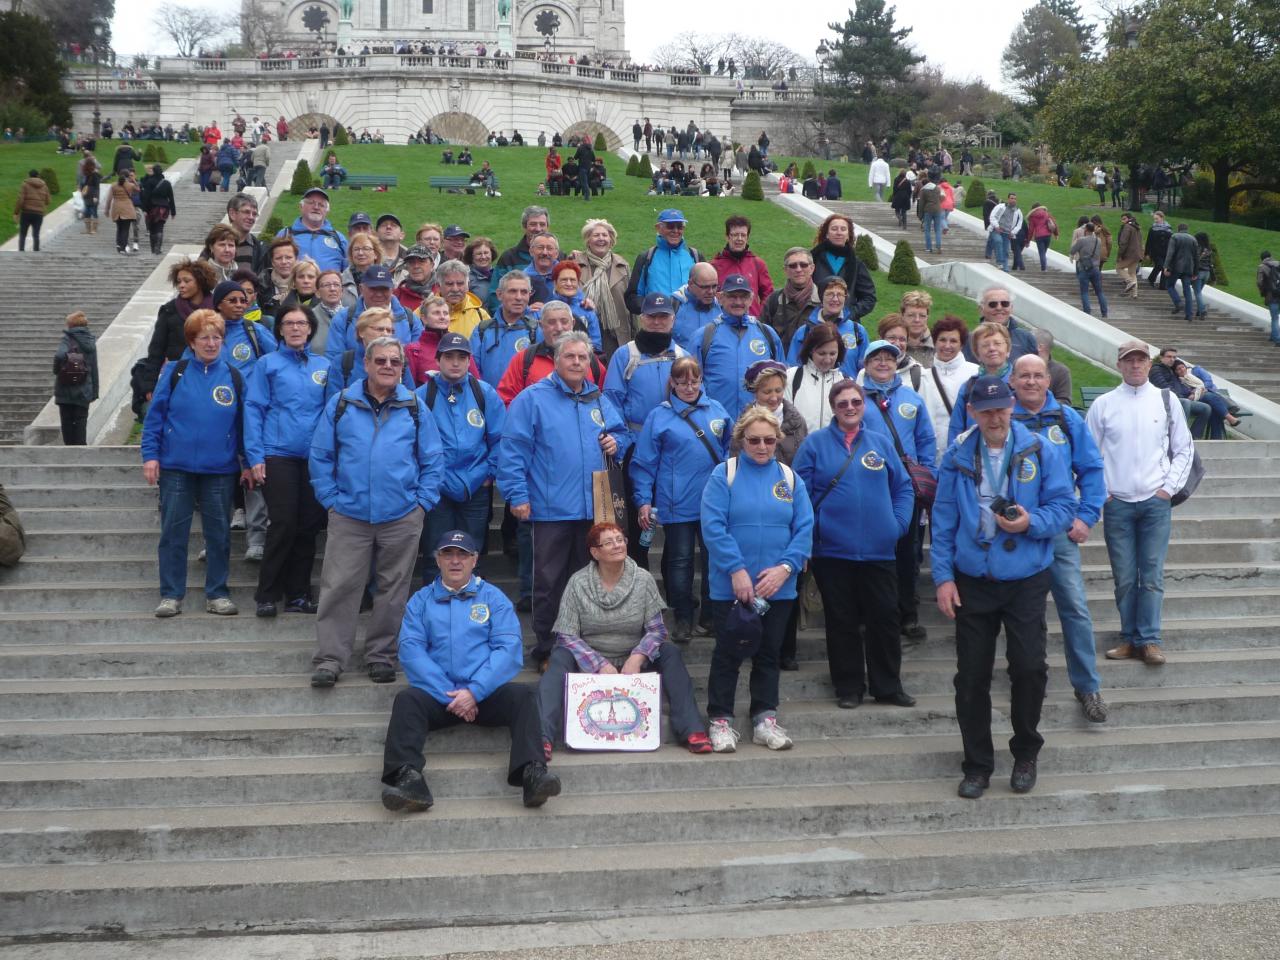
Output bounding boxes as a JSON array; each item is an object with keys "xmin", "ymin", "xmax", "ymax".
[
  {"xmin": 57, "ymin": 403, "xmax": 88, "ymax": 445},
  {"xmin": 811, "ymin": 557, "xmax": 902, "ymax": 699},
  {"xmin": 531, "ymin": 519, "xmax": 593, "ymax": 660},
  {"xmin": 18, "ymin": 212, "xmax": 42, "ymax": 251},
  {"xmin": 779, "ymin": 569, "xmax": 806, "ymax": 662},
  {"xmin": 623, "ymin": 450, "xmax": 650, "ymax": 570},
  {"xmin": 382, "ymin": 684, "xmax": 542, "ymax": 788},
  {"xmin": 148, "ymin": 221, "xmax": 166, "ymax": 253},
  {"xmin": 114, "ymin": 218, "xmax": 132, "ymax": 251},
  {"xmin": 256, "ymin": 456, "xmax": 325, "ymax": 603},
  {"xmin": 895, "ymin": 501, "xmax": 924, "ymax": 625},
  {"xmin": 953, "ymin": 569, "xmax": 1051, "ymax": 778}
]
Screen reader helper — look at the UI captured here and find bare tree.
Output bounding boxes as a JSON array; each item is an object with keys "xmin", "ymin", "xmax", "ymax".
[
  {"xmin": 726, "ymin": 35, "xmax": 807, "ymax": 81},
  {"xmin": 240, "ymin": 0, "xmax": 290, "ymax": 54},
  {"xmin": 650, "ymin": 32, "xmax": 733, "ymax": 73},
  {"xmin": 152, "ymin": 3, "xmax": 230, "ymax": 58}
]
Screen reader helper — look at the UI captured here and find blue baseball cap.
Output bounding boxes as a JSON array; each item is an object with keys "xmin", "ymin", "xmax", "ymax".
[
  {"xmin": 434, "ymin": 529, "xmax": 480, "ymax": 554},
  {"xmin": 437, "ymin": 332, "xmax": 471, "ymax": 355},
  {"xmin": 348, "ymin": 211, "xmax": 372, "ymax": 227},
  {"xmin": 641, "ymin": 293, "xmax": 675, "ymax": 316},
  {"xmin": 719, "ymin": 274, "xmax": 752, "ymax": 294},
  {"xmin": 362, "ymin": 264, "xmax": 394, "ymax": 288},
  {"xmin": 657, "ymin": 208, "xmax": 687, "ymax": 224},
  {"xmin": 968, "ymin": 375, "xmax": 1014, "ymax": 411},
  {"xmin": 864, "ymin": 339, "xmax": 901, "ymax": 361}
]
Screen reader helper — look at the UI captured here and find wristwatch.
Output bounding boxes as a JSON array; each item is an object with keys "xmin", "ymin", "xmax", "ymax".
[{"xmin": 780, "ymin": 562, "xmax": 793, "ymax": 575}]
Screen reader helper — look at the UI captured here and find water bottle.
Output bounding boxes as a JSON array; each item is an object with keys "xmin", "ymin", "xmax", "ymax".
[
  {"xmin": 750, "ymin": 596, "xmax": 771, "ymax": 616},
  {"xmin": 639, "ymin": 510, "xmax": 657, "ymax": 548}
]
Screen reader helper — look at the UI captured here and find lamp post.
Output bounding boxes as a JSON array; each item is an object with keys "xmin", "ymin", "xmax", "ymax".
[
  {"xmin": 815, "ymin": 40, "xmax": 830, "ymax": 161},
  {"xmin": 91, "ymin": 19, "xmax": 106, "ymax": 139}
]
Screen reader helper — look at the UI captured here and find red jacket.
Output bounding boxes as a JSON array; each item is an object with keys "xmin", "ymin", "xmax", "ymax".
[
  {"xmin": 497, "ymin": 343, "xmax": 601, "ymax": 405},
  {"xmin": 710, "ymin": 247, "xmax": 775, "ymax": 316},
  {"xmin": 405, "ymin": 328, "xmax": 479, "ymax": 386}
]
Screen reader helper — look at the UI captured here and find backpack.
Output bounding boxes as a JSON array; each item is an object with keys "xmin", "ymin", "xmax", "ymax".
[
  {"xmin": 635, "ymin": 243, "xmax": 701, "ymax": 297},
  {"xmin": 619, "ymin": 341, "xmax": 683, "ymax": 381},
  {"xmin": 332, "ymin": 388, "xmax": 421, "ymax": 473},
  {"xmin": 700, "ymin": 318, "xmax": 781, "ymax": 363},
  {"xmin": 58, "ymin": 334, "xmax": 89, "ymax": 387},
  {"xmin": 521, "ymin": 343, "xmax": 603, "ymax": 384},
  {"xmin": 1160, "ymin": 389, "xmax": 1206, "ymax": 506},
  {"xmin": 726, "ymin": 455, "xmax": 794, "ymax": 492},
  {"xmin": 1266, "ymin": 261, "xmax": 1280, "ymax": 298},
  {"xmin": 423, "ymin": 373, "xmax": 486, "ymax": 415},
  {"xmin": 166, "ymin": 360, "xmax": 245, "ymax": 428}
]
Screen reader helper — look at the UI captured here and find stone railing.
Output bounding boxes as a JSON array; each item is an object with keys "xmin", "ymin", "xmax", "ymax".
[
  {"xmin": 151, "ymin": 56, "xmax": 728, "ymax": 91},
  {"xmin": 735, "ymin": 87, "xmax": 815, "ymax": 102},
  {"xmin": 64, "ymin": 76, "xmax": 158, "ymax": 93}
]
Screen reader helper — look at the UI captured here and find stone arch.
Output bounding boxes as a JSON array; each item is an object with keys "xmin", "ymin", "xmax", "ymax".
[
  {"xmin": 561, "ymin": 121, "xmax": 621, "ymax": 151},
  {"xmin": 288, "ymin": 112, "xmax": 341, "ymax": 141},
  {"xmin": 426, "ymin": 111, "xmax": 488, "ymax": 145}
]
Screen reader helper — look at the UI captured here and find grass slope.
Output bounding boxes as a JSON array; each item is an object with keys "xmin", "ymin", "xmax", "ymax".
[{"xmin": 775, "ymin": 153, "xmax": 1279, "ymax": 308}]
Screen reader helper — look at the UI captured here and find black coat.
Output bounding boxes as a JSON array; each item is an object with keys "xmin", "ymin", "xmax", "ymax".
[
  {"xmin": 142, "ymin": 298, "xmax": 201, "ymax": 393},
  {"xmin": 809, "ymin": 243, "xmax": 878, "ymax": 321}
]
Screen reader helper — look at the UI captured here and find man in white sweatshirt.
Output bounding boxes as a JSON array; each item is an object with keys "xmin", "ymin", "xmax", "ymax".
[
  {"xmin": 1085, "ymin": 340, "xmax": 1195, "ymax": 666},
  {"xmin": 868, "ymin": 155, "xmax": 891, "ymax": 202}
]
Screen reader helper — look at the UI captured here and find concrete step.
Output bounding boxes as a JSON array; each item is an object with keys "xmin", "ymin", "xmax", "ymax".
[
  {"xmin": 2, "ymin": 814, "xmax": 1278, "ymax": 938},
  {"xmin": 5, "ymin": 764, "xmax": 1279, "ymax": 867}
]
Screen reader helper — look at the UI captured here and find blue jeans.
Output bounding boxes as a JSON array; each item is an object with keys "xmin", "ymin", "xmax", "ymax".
[
  {"xmin": 197, "ymin": 171, "xmax": 212, "ymax": 191},
  {"xmin": 1180, "ymin": 397, "xmax": 1211, "ymax": 439},
  {"xmin": 158, "ymin": 469, "xmax": 236, "ymax": 601},
  {"xmin": 1167, "ymin": 275, "xmax": 1194, "ymax": 319},
  {"xmin": 1035, "ymin": 236, "xmax": 1051, "ymax": 270},
  {"xmin": 993, "ymin": 231, "xmax": 1011, "ymax": 271},
  {"xmin": 1193, "ymin": 269, "xmax": 1209, "ymax": 315},
  {"xmin": 1050, "ymin": 532, "xmax": 1101, "ymax": 695},
  {"xmin": 218, "ymin": 166, "xmax": 234, "ymax": 191},
  {"xmin": 1102, "ymin": 495, "xmax": 1172, "ymax": 648},
  {"xmin": 661, "ymin": 520, "xmax": 709, "ymax": 623},
  {"xmin": 420, "ymin": 489, "xmax": 490, "ymax": 587},
  {"xmin": 921, "ymin": 211, "xmax": 943, "ymax": 251},
  {"xmin": 1077, "ymin": 265, "xmax": 1109, "ymax": 317},
  {"xmin": 1200, "ymin": 392, "xmax": 1230, "ymax": 440},
  {"xmin": 1268, "ymin": 301, "xmax": 1279, "ymax": 342}
]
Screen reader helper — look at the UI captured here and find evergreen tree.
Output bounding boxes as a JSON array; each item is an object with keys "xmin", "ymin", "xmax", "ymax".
[
  {"xmin": 854, "ymin": 232, "xmax": 878, "ymax": 272},
  {"xmin": 638, "ymin": 154, "xmax": 653, "ymax": 178},
  {"xmin": 625, "ymin": 154, "xmax": 640, "ymax": 177},
  {"xmin": 823, "ymin": 1, "xmax": 924, "ymax": 147},
  {"xmin": 593, "ymin": 131, "xmax": 608, "ymax": 151},
  {"xmin": 887, "ymin": 240, "xmax": 920, "ymax": 284},
  {"xmin": 38, "ymin": 167, "xmax": 59, "ymax": 195},
  {"xmin": 1001, "ymin": 4, "xmax": 1081, "ymax": 108},
  {"xmin": 0, "ymin": 11, "xmax": 71, "ymax": 126},
  {"xmin": 742, "ymin": 170, "xmax": 765, "ymax": 201},
  {"xmin": 964, "ymin": 178, "xmax": 986, "ymax": 208},
  {"xmin": 334, "ymin": 125, "xmax": 350, "ymax": 146},
  {"xmin": 289, "ymin": 160, "xmax": 315, "ymax": 195},
  {"xmin": 1043, "ymin": 0, "xmax": 1098, "ymax": 57}
]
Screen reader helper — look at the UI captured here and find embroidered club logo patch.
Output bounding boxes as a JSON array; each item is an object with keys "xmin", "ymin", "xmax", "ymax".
[
  {"xmin": 1047, "ymin": 424, "xmax": 1068, "ymax": 445},
  {"xmin": 591, "ymin": 408, "xmax": 605, "ymax": 428},
  {"xmin": 842, "ymin": 333, "xmax": 857, "ymax": 349},
  {"xmin": 467, "ymin": 408, "xmax": 485, "ymax": 428},
  {"xmin": 861, "ymin": 451, "xmax": 886, "ymax": 470},
  {"xmin": 469, "ymin": 603, "xmax": 490, "ymax": 623},
  {"xmin": 323, "ymin": 236, "xmax": 338, "ymax": 248},
  {"xmin": 772, "ymin": 480, "xmax": 793, "ymax": 502},
  {"xmin": 514, "ymin": 336, "xmax": 530, "ymax": 351},
  {"xmin": 311, "ymin": 369, "xmax": 327, "ymax": 386},
  {"xmin": 1018, "ymin": 459, "xmax": 1038, "ymax": 483},
  {"xmin": 898, "ymin": 402, "xmax": 917, "ymax": 419},
  {"xmin": 231, "ymin": 343, "xmax": 252, "ymax": 362},
  {"xmin": 749, "ymin": 339, "xmax": 767, "ymax": 356},
  {"xmin": 212, "ymin": 385, "xmax": 235, "ymax": 407},
  {"xmin": 709, "ymin": 418, "xmax": 725, "ymax": 437}
]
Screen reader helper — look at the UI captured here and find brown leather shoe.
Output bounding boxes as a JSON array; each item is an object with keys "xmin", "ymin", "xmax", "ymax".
[
  {"xmin": 1141, "ymin": 645, "xmax": 1167, "ymax": 666},
  {"xmin": 1105, "ymin": 642, "xmax": 1138, "ymax": 660}
]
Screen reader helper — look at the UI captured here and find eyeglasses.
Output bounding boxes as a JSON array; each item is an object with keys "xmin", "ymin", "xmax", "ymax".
[
  {"xmin": 371, "ymin": 357, "xmax": 403, "ymax": 368},
  {"xmin": 689, "ymin": 280, "xmax": 718, "ymax": 290},
  {"xmin": 784, "ymin": 261, "xmax": 812, "ymax": 270},
  {"xmin": 280, "ymin": 319, "xmax": 310, "ymax": 328},
  {"xmin": 985, "ymin": 300, "xmax": 1011, "ymax": 308},
  {"xmin": 671, "ymin": 378, "xmax": 702, "ymax": 388},
  {"xmin": 744, "ymin": 436, "xmax": 778, "ymax": 446},
  {"xmin": 834, "ymin": 398, "xmax": 864, "ymax": 409},
  {"xmin": 194, "ymin": 334, "xmax": 224, "ymax": 344},
  {"xmin": 222, "ymin": 296, "xmax": 248, "ymax": 304},
  {"xmin": 594, "ymin": 537, "xmax": 627, "ymax": 548}
]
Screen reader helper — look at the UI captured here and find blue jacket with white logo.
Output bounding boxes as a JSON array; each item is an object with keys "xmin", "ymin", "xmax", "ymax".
[
  {"xmin": 470, "ymin": 308, "xmax": 540, "ymax": 388},
  {"xmin": 694, "ymin": 312, "xmax": 784, "ymax": 417},
  {"xmin": 700, "ymin": 454, "xmax": 813, "ymax": 601},
  {"xmin": 244, "ymin": 345, "xmax": 330, "ymax": 462},
  {"xmin": 278, "ymin": 217, "xmax": 348, "ymax": 272},
  {"xmin": 630, "ymin": 393, "xmax": 731, "ymax": 523},
  {"xmin": 309, "ymin": 381, "xmax": 443, "ymax": 524},
  {"xmin": 603, "ymin": 340, "xmax": 688, "ymax": 433},
  {"xmin": 141, "ymin": 356, "xmax": 243, "ymax": 475},
  {"xmin": 560, "ymin": 289, "xmax": 603, "ymax": 353},
  {"xmin": 948, "ymin": 366, "xmax": 1012, "ymax": 445},
  {"xmin": 786, "ymin": 306, "xmax": 868, "ymax": 377},
  {"xmin": 1013, "ymin": 394, "xmax": 1106, "ymax": 528},
  {"xmin": 416, "ymin": 372, "xmax": 505, "ymax": 503},
  {"xmin": 220, "ymin": 317, "xmax": 276, "ymax": 376},
  {"xmin": 399, "ymin": 576, "xmax": 523, "ymax": 706},
  {"xmin": 930, "ymin": 420, "xmax": 1075, "ymax": 584},
  {"xmin": 497, "ymin": 373, "xmax": 630, "ymax": 520},
  {"xmin": 862, "ymin": 374, "xmax": 938, "ymax": 471},
  {"xmin": 673, "ymin": 298, "xmax": 717, "ymax": 355},
  {"xmin": 793, "ymin": 422, "xmax": 912, "ymax": 562},
  {"xmin": 323, "ymin": 294, "xmax": 422, "ymax": 368}
]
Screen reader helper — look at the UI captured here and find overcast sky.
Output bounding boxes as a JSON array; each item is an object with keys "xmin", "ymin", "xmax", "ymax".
[{"xmin": 109, "ymin": 0, "xmax": 1108, "ymax": 93}]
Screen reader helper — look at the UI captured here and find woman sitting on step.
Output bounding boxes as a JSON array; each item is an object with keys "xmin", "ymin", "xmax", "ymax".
[{"xmin": 537, "ymin": 522, "xmax": 712, "ymax": 758}]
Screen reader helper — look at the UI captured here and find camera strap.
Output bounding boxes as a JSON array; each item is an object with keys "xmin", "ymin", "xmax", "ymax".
[{"xmin": 978, "ymin": 440, "xmax": 1012, "ymax": 500}]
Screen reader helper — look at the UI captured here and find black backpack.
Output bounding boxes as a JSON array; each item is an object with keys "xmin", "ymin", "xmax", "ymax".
[
  {"xmin": 422, "ymin": 374, "xmax": 486, "ymax": 414},
  {"xmin": 58, "ymin": 334, "xmax": 89, "ymax": 387}
]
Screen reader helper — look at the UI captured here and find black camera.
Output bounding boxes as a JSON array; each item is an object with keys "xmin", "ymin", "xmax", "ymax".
[{"xmin": 989, "ymin": 497, "xmax": 1021, "ymax": 522}]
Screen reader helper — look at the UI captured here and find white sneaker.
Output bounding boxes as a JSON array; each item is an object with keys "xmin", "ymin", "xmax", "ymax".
[
  {"xmin": 154, "ymin": 598, "xmax": 181, "ymax": 618},
  {"xmin": 230, "ymin": 508, "xmax": 246, "ymax": 530},
  {"xmin": 244, "ymin": 544, "xmax": 264, "ymax": 561},
  {"xmin": 205, "ymin": 597, "xmax": 239, "ymax": 616},
  {"xmin": 130, "ymin": 242, "xmax": 138, "ymax": 252},
  {"xmin": 752, "ymin": 716, "xmax": 793, "ymax": 751},
  {"xmin": 708, "ymin": 718, "xmax": 739, "ymax": 753}
]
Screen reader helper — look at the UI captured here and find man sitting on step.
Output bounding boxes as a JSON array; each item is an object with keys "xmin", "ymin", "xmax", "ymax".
[{"xmin": 381, "ymin": 530, "xmax": 562, "ymax": 812}]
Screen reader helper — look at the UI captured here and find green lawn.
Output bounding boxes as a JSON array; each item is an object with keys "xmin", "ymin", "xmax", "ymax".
[
  {"xmin": 0, "ymin": 139, "xmax": 203, "ymax": 244},
  {"xmin": 775, "ymin": 153, "xmax": 1280, "ymax": 308}
]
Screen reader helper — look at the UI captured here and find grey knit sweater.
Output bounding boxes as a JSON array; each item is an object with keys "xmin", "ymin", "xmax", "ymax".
[{"xmin": 552, "ymin": 558, "xmax": 665, "ymax": 659}]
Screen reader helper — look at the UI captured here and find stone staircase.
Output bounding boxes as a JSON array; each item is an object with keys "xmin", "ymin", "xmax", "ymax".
[
  {"xmin": 0, "ymin": 142, "xmax": 304, "ymax": 445},
  {"xmin": 1, "ymin": 441, "xmax": 1279, "ymax": 939},
  {"xmin": 831, "ymin": 198, "xmax": 1280, "ymax": 405}
]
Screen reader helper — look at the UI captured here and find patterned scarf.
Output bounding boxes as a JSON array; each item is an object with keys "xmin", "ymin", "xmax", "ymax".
[{"xmin": 581, "ymin": 251, "xmax": 626, "ymax": 335}]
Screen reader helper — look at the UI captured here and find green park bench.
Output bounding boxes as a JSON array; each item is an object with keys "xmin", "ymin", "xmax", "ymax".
[
  {"xmin": 429, "ymin": 175, "xmax": 501, "ymax": 193},
  {"xmin": 342, "ymin": 174, "xmax": 398, "ymax": 190}
]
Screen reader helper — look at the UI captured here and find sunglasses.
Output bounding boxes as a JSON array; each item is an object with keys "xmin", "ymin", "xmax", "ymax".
[
  {"xmin": 834, "ymin": 399, "xmax": 864, "ymax": 409},
  {"xmin": 371, "ymin": 357, "xmax": 404, "ymax": 368},
  {"xmin": 745, "ymin": 436, "xmax": 778, "ymax": 446},
  {"xmin": 985, "ymin": 300, "xmax": 1012, "ymax": 308},
  {"xmin": 784, "ymin": 261, "xmax": 812, "ymax": 269}
]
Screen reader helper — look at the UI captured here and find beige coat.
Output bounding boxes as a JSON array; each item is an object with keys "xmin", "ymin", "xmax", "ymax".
[
  {"xmin": 14, "ymin": 177, "xmax": 50, "ymax": 215},
  {"xmin": 104, "ymin": 182, "xmax": 136, "ymax": 222},
  {"xmin": 571, "ymin": 248, "xmax": 633, "ymax": 335}
]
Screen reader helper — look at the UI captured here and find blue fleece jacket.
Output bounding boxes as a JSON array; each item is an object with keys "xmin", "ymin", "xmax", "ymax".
[
  {"xmin": 399, "ymin": 576, "xmax": 523, "ymax": 705},
  {"xmin": 141, "ymin": 356, "xmax": 243, "ymax": 474},
  {"xmin": 673, "ymin": 298, "xmax": 717, "ymax": 355},
  {"xmin": 308, "ymin": 381, "xmax": 443, "ymax": 523},
  {"xmin": 1012, "ymin": 394, "xmax": 1106, "ymax": 528},
  {"xmin": 947, "ymin": 366, "xmax": 1013, "ymax": 445},
  {"xmin": 694, "ymin": 312, "xmax": 784, "ymax": 417},
  {"xmin": 416, "ymin": 372, "xmax": 505, "ymax": 502},
  {"xmin": 278, "ymin": 217, "xmax": 348, "ymax": 272},
  {"xmin": 603, "ymin": 340, "xmax": 688, "ymax": 433},
  {"xmin": 470, "ymin": 308, "xmax": 540, "ymax": 387},
  {"xmin": 630, "ymin": 393, "xmax": 731, "ymax": 523},
  {"xmin": 700, "ymin": 454, "xmax": 814, "ymax": 601},
  {"xmin": 497, "ymin": 372, "xmax": 630, "ymax": 520},
  {"xmin": 862, "ymin": 374, "xmax": 938, "ymax": 470},
  {"xmin": 793, "ymin": 422, "xmax": 913, "ymax": 561},
  {"xmin": 560, "ymin": 289, "xmax": 603, "ymax": 353},
  {"xmin": 243, "ymin": 345, "xmax": 330, "ymax": 463},
  {"xmin": 930, "ymin": 421, "xmax": 1075, "ymax": 584},
  {"xmin": 635, "ymin": 236, "xmax": 698, "ymax": 304},
  {"xmin": 324, "ymin": 295, "xmax": 422, "ymax": 368},
  {"xmin": 221, "ymin": 317, "xmax": 276, "ymax": 376},
  {"xmin": 786, "ymin": 306, "xmax": 869, "ymax": 377}
]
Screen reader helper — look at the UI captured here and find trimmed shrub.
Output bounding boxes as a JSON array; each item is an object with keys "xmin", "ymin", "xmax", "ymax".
[
  {"xmin": 188, "ymin": 128, "xmax": 200, "ymax": 142},
  {"xmin": 142, "ymin": 144, "xmax": 158, "ymax": 162},
  {"xmin": 156, "ymin": 146, "xmax": 169, "ymax": 164},
  {"xmin": 259, "ymin": 214, "xmax": 283, "ymax": 241},
  {"xmin": 334, "ymin": 124, "xmax": 350, "ymax": 146},
  {"xmin": 1067, "ymin": 169, "xmax": 1084, "ymax": 189},
  {"xmin": 742, "ymin": 170, "xmax": 764, "ymax": 201},
  {"xmin": 801, "ymin": 160, "xmax": 817, "ymax": 181},
  {"xmin": 593, "ymin": 131, "xmax": 607, "ymax": 151},
  {"xmin": 637, "ymin": 153, "xmax": 652, "ymax": 178},
  {"xmin": 887, "ymin": 240, "xmax": 921, "ymax": 285},
  {"xmin": 38, "ymin": 167, "xmax": 60, "ymax": 195},
  {"xmin": 1210, "ymin": 243, "xmax": 1229, "ymax": 287},
  {"xmin": 964, "ymin": 178, "xmax": 986, "ymax": 208},
  {"xmin": 289, "ymin": 159, "xmax": 315, "ymax": 195},
  {"xmin": 625, "ymin": 154, "xmax": 640, "ymax": 177},
  {"xmin": 854, "ymin": 232, "xmax": 878, "ymax": 272}
]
